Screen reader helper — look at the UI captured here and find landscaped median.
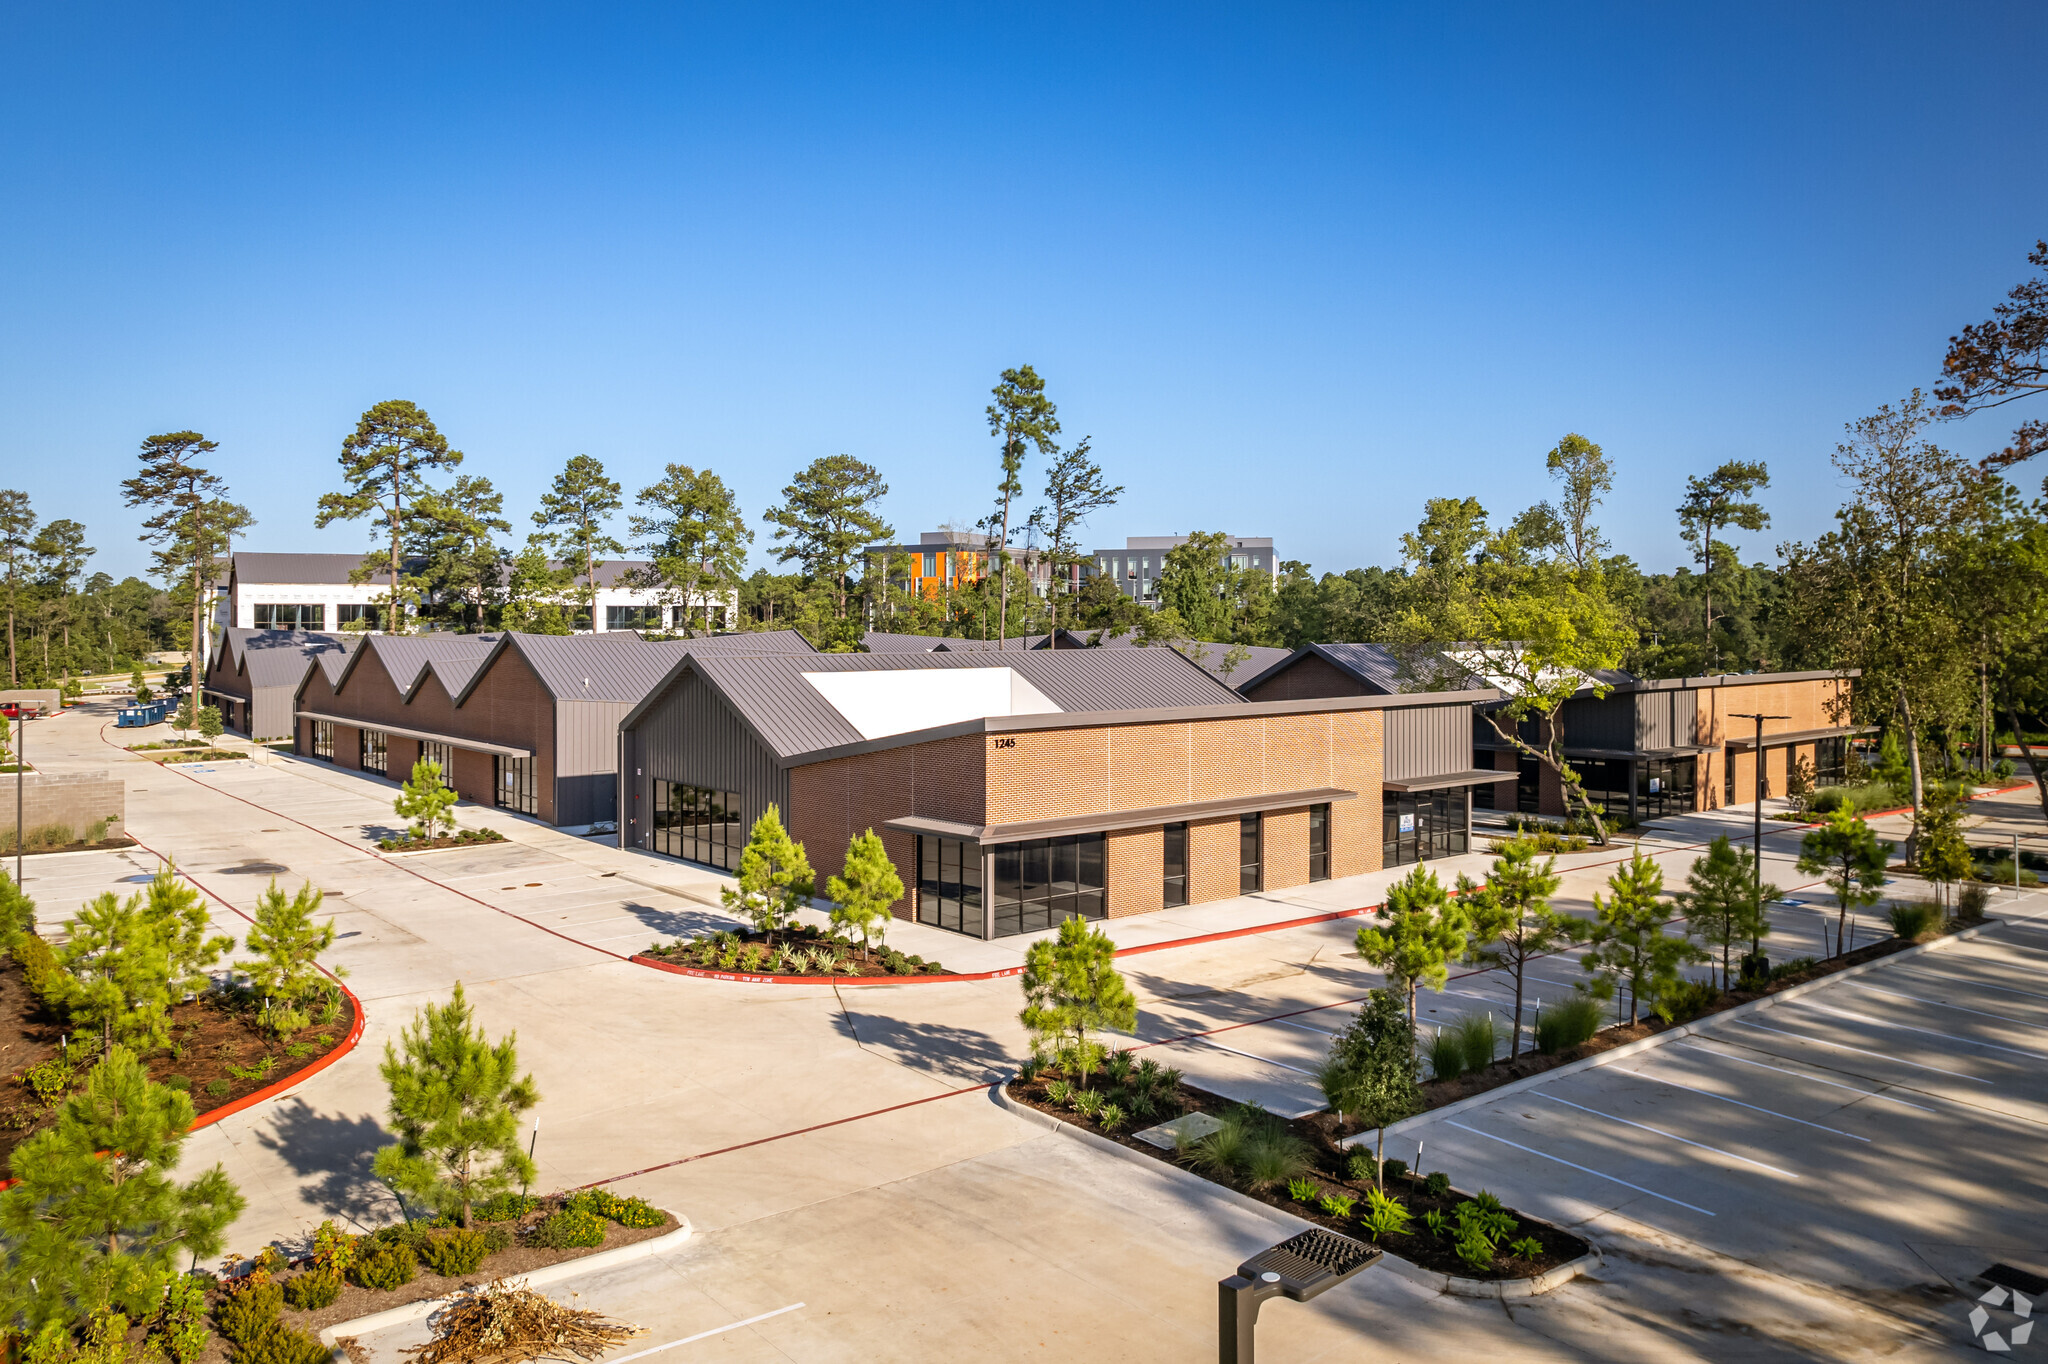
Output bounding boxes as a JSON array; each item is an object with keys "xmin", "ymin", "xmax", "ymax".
[{"xmin": 998, "ymin": 1059, "xmax": 1595, "ymax": 1298}]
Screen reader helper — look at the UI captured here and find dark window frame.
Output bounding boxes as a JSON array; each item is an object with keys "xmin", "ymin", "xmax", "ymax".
[
  {"xmin": 1308, "ymin": 804, "xmax": 1330, "ymax": 882},
  {"xmin": 419, "ymin": 740, "xmax": 456, "ymax": 790},
  {"xmin": 993, "ymin": 832, "xmax": 1106, "ymax": 937},
  {"xmin": 1162, "ymin": 822, "xmax": 1188, "ymax": 908},
  {"xmin": 495, "ymin": 754, "xmax": 537, "ymax": 815},
  {"xmin": 650, "ymin": 780, "xmax": 743, "ymax": 870},
  {"xmin": 917, "ymin": 835, "xmax": 983, "ymax": 935},
  {"xmin": 309, "ymin": 719, "xmax": 334, "ymax": 762},
  {"xmin": 1239, "ymin": 813, "xmax": 1263, "ymax": 894},
  {"xmin": 360, "ymin": 728, "xmax": 387, "ymax": 775}
]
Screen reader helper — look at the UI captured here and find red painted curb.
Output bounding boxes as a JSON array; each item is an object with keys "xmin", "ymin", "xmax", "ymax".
[
  {"xmin": 190, "ymin": 977, "xmax": 367, "ymax": 1131},
  {"xmin": 629, "ymin": 952, "xmax": 1015, "ymax": 984}
]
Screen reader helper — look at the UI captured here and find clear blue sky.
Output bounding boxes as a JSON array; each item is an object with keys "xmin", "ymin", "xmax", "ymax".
[{"xmin": 4, "ymin": 3, "xmax": 2045, "ymax": 584}]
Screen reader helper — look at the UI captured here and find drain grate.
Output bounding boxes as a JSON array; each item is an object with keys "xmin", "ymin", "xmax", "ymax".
[{"xmin": 1984, "ymin": 1264, "xmax": 2048, "ymax": 1296}]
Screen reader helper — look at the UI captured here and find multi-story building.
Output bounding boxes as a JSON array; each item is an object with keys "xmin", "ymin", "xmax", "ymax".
[
  {"xmin": 1089, "ymin": 536, "xmax": 1277, "ymax": 606},
  {"xmin": 866, "ymin": 531, "xmax": 1058, "ymax": 600},
  {"xmin": 217, "ymin": 552, "xmax": 691, "ymax": 635}
]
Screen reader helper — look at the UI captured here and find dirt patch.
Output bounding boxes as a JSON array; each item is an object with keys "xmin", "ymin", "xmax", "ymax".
[
  {"xmin": 4, "ymin": 836, "xmax": 137, "ymax": 857},
  {"xmin": 0, "ymin": 954, "xmax": 355, "ymax": 1165},
  {"xmin": 1006, "ymin": 1072, "xmax": 1588, "ymax": 1280}
]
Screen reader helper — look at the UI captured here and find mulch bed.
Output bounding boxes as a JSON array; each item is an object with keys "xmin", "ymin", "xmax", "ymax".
[
  {"xmin": 1005, "ymin": 1072, "xmax": 1587, "ymax": 1279},
  {"xmin": 5, "ymin": 836, "xmax": 137, "ymax": 856},
  {"xmin": 0, "ymin": 954, "xmax": 355, "ymax": 1166},
  {"xmin": 377, "ymin": 830, "xmax": 510, "ymax": 853},
  {"xmin": 148, "ymin": 750, "xmax": 248, "ymax": 764},
  {"xmin": 639, "ymin": 923, "xmax": 954, "ymax": 979}
]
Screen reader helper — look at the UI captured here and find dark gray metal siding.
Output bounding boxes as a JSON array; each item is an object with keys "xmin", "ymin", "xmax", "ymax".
[
  {"xmin": 554, "ymin": 699, "xmax": 637, "ymax": 826},
  {"xmin": 1634, "ymin": 690, "xmax": 1697, "ymax": 752},
  {"xmin": 1559, "ymin": 695, "xmax": 1634, "ymax": 751},
  {"xmin": 1384, "ymin": 704, "xmax": 1475, "ymax": 781},
  {"xmin": 619, "ymin": 669, "xmax": 786, "ymax": 853}
]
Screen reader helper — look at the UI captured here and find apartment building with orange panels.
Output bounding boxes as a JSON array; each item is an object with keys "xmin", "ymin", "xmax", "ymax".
[{"xmin": 618, "ymin": 649, "xmax": 1497, "ymax": 940}]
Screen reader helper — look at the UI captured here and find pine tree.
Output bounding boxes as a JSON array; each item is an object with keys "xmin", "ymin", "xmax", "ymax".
[
  {"xmin": 394, "ymin": 758, "xmax": 458, "ymax": 840},
  {"xmin": 1317, "ymin": 988, "xmax": 1422, "ymax": 1187},
  {"xmin": 1681, "ymin": 837, "xmax": 1777, "ymax": 990},
  {"xmin": 826, "ymin": 830, "xmax": 902, "ymax": 959},
  {"xmin": 1019, "ymin": 916, "xmax": 1137, "ymax": 1089},
  {"xmin": 721, "ymin": 805, "xmax": 815, "ymax": 936},
  {"xmin": 1797, "ymin": 807, "xmax": 1893, "ymax": 957},
  {"xmin": 0, "ymin": 1045, "xmax": 243, "ymax": 1334},
  {"xmin": 317, "ymin": 401, "xmax": 464, "ymax": 636},
  {"xmin": 244, "ymin": 880, "xmax": 344, "ymax": 1037},
  {"xmin": 531, "ymin": 455, "xmax": 624, "ymax": 626},
  {"xmin": 0, "ymin": 868, "xmax": 36, "ymax": 938},
  {"xmin": 1355, "ymin": 864, "xmax": 1469, "ymax": 1027},
  {"xmin": 54, "ymin": 868, "xmax": 231, "ymax": 1049},
  {"xmin": 372, "ymin": 983, "xmax": 540, "ymax": 1229},
  {"xmin": 1579, "ymin": 848, "xmax": 1705, "ymax": 1024},
  {"xmin": 1460, "ymin": 840, "xmax": 1575, "ymax": 1058}
]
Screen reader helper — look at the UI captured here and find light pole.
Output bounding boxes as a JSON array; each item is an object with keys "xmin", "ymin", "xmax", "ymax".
[
  {"xmin": 1219, "ymin": 1228, "xmax": 1380, "ymax": 1363},
  {"xmin": 1729, "ymin": 712, "xmax": 1788, "ymax": 978},
  {"xmin": 13, "ymin": 707, "xmax": 23, "ymax": 887}
]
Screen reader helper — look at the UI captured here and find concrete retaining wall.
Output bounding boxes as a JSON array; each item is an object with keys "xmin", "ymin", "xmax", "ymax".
[
  {"xmin": 0, "ymin": 690, "xmax": 62, "ymax": 714},
  {"xmin": 6, "ymin": 770, "xmax": 124, "ymax": 842}
]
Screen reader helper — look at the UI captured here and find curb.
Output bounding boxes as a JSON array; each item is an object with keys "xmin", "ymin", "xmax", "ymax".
[
  {"xmin": 1350, "ymin": 914, "xmax": 2016, "ymax": 1146},
  {"xmin": 373, "ymin": 839, "xmax": 515, "ymax": 860},
  {"xmin": 195, "ymin": 979, "xmax": 368, "ymax": 1132},
  {"xmin": 629, "ymin": 952, "xmax": 985, "ymax": 986},
  {"xmin": 318, "ymin": 1212, "xmax": 693, "ymax": 1348},
  {"xmin": 988, "ymin": 1080, "xmax": 1593, "ymax": 1300}
]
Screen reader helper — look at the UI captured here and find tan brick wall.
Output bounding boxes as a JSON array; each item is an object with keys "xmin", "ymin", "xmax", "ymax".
[
  {"xmin": 1264, "ymin": 807, "xmax": 1310, "ymax": 892},
  {"xmin": 1108, "ymin": 826, "xmax": 1164, "ymax": 918},
  {"xmin": 1189, "ymin": 815, "xmax": 1240, "ymax": 902},
  {"xmin": 1697, "ymin": 677, "xmax": 1850, "ymax": 809},
  {"xmin": 788, "ymin": 732, "xmax": 986, "ymax": 921},
  {"xmin": 10, "ymin": 771, "xmax": 123, "ymax": 843}
]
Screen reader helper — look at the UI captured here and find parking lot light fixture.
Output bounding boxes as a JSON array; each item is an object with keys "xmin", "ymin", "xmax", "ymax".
[{"xmin": 1218, "ymin": 1227, "xmax": 1381, "ymax": 1363}]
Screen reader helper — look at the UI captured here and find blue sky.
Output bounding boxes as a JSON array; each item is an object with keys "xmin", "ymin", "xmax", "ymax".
[{"xmin": 4, "ymin": 3, "xmax": 2045, "ymax": 584}]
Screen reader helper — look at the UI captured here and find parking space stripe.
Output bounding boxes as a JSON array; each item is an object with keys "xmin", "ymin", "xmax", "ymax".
[
  {"xmin": 1672, "ymin": 1041, "xmax": 1935, "ymax": 1112},
  {"xmin": 1270, "ymin": 1019, "xmax": 1338, "ymax": 1037},
  {"xmin": 606, "ymin": 1303, "xmax": 806, "ymax": 1359},
  {"xmin": 1442, "ymin": 1121, "xmax": 1715, "ymax": 1216},
  {"xmin": 1732, "ymin": 1020, "xmax": 1993, "ymax": 1082},
  {"xmin": 1850, "ymin": 982, "xmax": 2046, "ymax": 1030},
  {"xmin": 1189, "ymin": 1035, "xmax": 1319, "ymax": 1076},
  {"xmin": 1535, "ymin": 1094, "xmax": 1801, "ymax": 1177},
  {"xmin": 1799, "ymin": 1002, "xmax": 2048, "ymax": 1060},
  {"xmin": 1619, "ymin": 1068, "xmax": 1872, "ymax": 1140},
  {"xmin": 1892, "ymin": 967, "xmax": 2048, "ymax": 1006}
]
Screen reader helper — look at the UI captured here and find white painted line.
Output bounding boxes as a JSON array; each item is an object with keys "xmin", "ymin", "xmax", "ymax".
[
  {"xmin": 1671, "ymin": 1041, "xmax": 1936, "ymax": 1112},
  {"xmin": 1620, "ymin": 1068, "xmax": 1873, "ymax": 1140},
  {"xmin": 1850, "ymin": 982, "xmax": 2045, "ymax": 1030},
  {"xmin": 1269, "ymin": 1019, "xmax": 1338, "ymax": 1037},
  {"xmin": 1443, "ymin": 1121, "xmax": 1715, "ymax": 1216},
  {"xmin": 1535, "ymin": 1094, "xmax": 1801, "ymax": 1177},
  {"xmin": 606, "ymin": 1303, "xmax": 806, "ymax": 1360},
  {"xmin": 1732, "ymin": 1020, "xmax": 1994, "ymax": 1083},
  {"xmin": 1188, "ymin": 1036, "xmax": 1320, "ymax": 1076},
  {"xmin": 1893, "ymin": 967, "xmax": 2048, "ymax": 1006},
  {"xmin": 1798, "ymin": 1001, "xmax": 2048, "ymax": 1061}
]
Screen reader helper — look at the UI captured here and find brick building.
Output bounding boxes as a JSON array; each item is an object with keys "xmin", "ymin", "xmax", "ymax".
[{"xmin": 617, "ymin": 649, "xmax": 1496, "ymax": 939}]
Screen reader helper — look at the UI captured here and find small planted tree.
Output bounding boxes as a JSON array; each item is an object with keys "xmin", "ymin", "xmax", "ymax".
[
  {"xmin": 1019, "ymin": 916, "xmax": 1137, "ymax": 1089},
  {"xmin": 372, "ymin": 982, "xmax": 540, "ymax": 1229},
  {"xmin": 0, "ymin": 1045, "xmax": 244, "ymax": 1335},
  {"xmin": 196, "ymin": 704, "xmax": 223, "ymax": 747},
  {"xmin": 1681, "ymin": 837, "xmax": 1776, "ymax": 991},
  {"xmin": 244, "ymin": 880, "xmax": 345, "ymax": 1037},
  {"xmin": 55, "ymin": 867, "xmax": 233, "ymax": 1050},
  {"xmin": 1461, "ymin": 840, "xmax": 1575, "ymax": 1058},
  {"xmin": 1797, "ymin": 807, "xmax": 1892, "ymax": 957},
  {"xmin": 1355, "ymin": 864, "xmax": 1469, "ymax": 1027},
  {"xmin": 394, "ymin": 757, "xmax": 458, "ymax": 841},
  {"xmin": 1317, "ymin": 987, "xmax": 1421, "ymax": 1187},
  {"xmin": 721, "ymin": 805, "xmax": 815, "ymax": 936},
  {"xmin": 826, "ymin": 830, "xmax": 902, "ymax": 959},
  {"xmin": 1579, "ymin": 848, "xmax": 1705, "ymax": 1024},
  {"xmin": 1915, "ymin": 784, "xmax": 1973, "ymax": 914}
]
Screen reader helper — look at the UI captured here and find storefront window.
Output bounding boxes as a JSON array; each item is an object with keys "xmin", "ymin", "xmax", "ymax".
[
  {"xmin": 360, "ymin": 729, "xmax": 387, "ymax": 774},
  {"xmin": 651, "ymin": 782, "xmax": 742, "ymax": 869},
  {"xmin": 1814, "ymin": 736, "xmax": 1848, "ymax": 785},
  {"xmin": 1308, "ymin": 804, "xmax": 1330, "ymax": 882},
  {"xmin": 496, "ymin": 754, "xmax": 537, "ymax": 814},
  {"xmin": 1637, "ymin": 757, "xmax": 1697, "ymax": 819},
  {"xmin": 1568, "ymin": 759, "xmax": 1630, "ymax": 821},
  {"xmin": 993, "ymin": 833, "xmax": 1105, "ymax": 937},
  {"xmin": 918, "ymin": 836, "xmax": 982, "ymax": 934},
  {"xmin": 1163, "ymin": 823, "xmax": 1188, "ymax": 907},
  {"xmin": 1382, "ymin": 789, "xmax": 1470, "ymax": 866},
  {"xmin": 420, "ymin": 740, "xmax": 456, "ymax": 790},
  {"xmin": 1239, "ymin": 815, "xmax": 1263, "ymax": 894},
  {"xmin": 309, "ymin": 720, "xmax": 334, "ymax": 761}
]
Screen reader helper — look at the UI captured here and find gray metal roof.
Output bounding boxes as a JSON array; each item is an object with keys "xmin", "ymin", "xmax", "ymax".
[
  {"xmin": 1238, "ymin": 642, "xmax": 1496, "ymax": 695},
  {"xmin": 646, "ymin": 646, "xmax": 1243, "ymax": 761},
  {"xmin": 862, "ymin": 630, "xmax": 1045, "ymax": 652},
  {"xmin": 217, "ymin": 628, "xmax": 360, "ymax": 689},
  {"xmin": 1179, "ymin": 642, "xmax": 1295, "ymax": 688},
  {"xmin": 493, "ymin": 633, "xmax": 698, "ymax": 703},
  {"xmin": 232, "ymin": 552, "xmax": 402, "ymax": 585},
  {"xmin": 355, "ymin": 633, "xmax": 503, "ymax": 697}
]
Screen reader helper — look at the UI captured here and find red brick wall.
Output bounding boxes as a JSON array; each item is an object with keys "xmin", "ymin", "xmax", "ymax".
[{"xmin": 787, "ymin": 733, "xmax": 987, "ymax": 920}]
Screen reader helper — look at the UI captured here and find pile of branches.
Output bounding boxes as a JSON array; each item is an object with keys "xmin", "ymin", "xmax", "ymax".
[{"xmin": 404, "ymin": 1279, "xmax": 644, "ymax": 1364}]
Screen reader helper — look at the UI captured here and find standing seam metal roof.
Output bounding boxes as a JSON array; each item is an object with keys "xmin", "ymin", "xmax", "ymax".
[
  {"xmin": 671, "ymin": 648, "xmax": 1243, "ymax": 760},
  {"xmin": 217, "ymin": 629, "xmax": 360, "ymax": 688}
]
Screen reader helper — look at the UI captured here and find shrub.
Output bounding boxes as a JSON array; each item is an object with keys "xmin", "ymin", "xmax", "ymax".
[
  {"xmin": 1422, "ymin": 1208, "xmax": 1447, "ymax": 1238},
  {"xmin": 1317, "ymin": 1192, "xmax": 1357, "ymax": 1218},
  {"xmin": 472, "ymin": 1191, "xmax": 540, "ymax": 1223},
  {"xmin": 206, "ymin": 1079, "xmax": 231, "ymax": 1098},
  {"xmin": 1889, "ymin": 902, "xmax": 1941, "ymax": 943},
  {"xmin": 1071, "ymin": 1088, "xmax": 1103, "ymax": 1117},
  {"xmin": 10, "ymin": 931, "xmax": 61, "ymax": 1005},
  {"xmin": 1424, "ymin": 1172, "xmax": 1451, "ymax": 1199},
  {"xmin": 1361, "ymin": 1187, "xmax": 1413, "ymax": 1241},
  {"xmin": 215, "ymin": 1280, "xmax": 283, "ymax": 1345},
  {"xmin": 1346, "ymin": 1150, "xmax": 1375, "ymax": 1183},
  {"xmin": 1957, "ymin": 883, "xmax": 1991, "ymax": 922},
  {"xmin": 282, "ymin": 1268, "xmax": 342, "ymax": 1311},
  {"xmin": 479, "ymin": 1224, "xmax": 513, "ymax": 1254},
  {"xmin": 1380, "ymin": 1157, "xmax": 1408, "ymax": 1180},
  {"xmin": 1534, "ymin": 995, "xmax": 1605, "ymax": 1054},
  {"xmin": 154, "ymin": 1273, "xmax": 212, "ymax": 1364},
  {"xmin": 1450, "ymin": 1014, "xmax": 1499, "ymax": 1073},
  {"xmin": 237, "ymin": 1321, "xmax": 330, "ymax": 1364},
  {"xmin": 1453, "ymin": 1227, "xmax": 1495, "ymax": 1271},
  {"xmin": 348, "ymin": 1242, "xmax": 416, "ymax": 1292},
  {"xmin": 1044, "ymin": 1079, "xmax": 1073, "ymax": 1106},
  {"xmin": 418, "ymin": 1226, "xmax": 491, "ymax": 1276},
  {"xmin": 528, "ymin": 1207, "xmax": 606, "ymax": 1249},
  {"xmin": 565, "ymin": 1188, "xmax": 664, "ymax": 1228},
  {"xmin": 1287, "ymin": 1176, "xmax": 1318, "ymax": 1204},
  {"xmin": 1239, "ymin": 1127, "xmax": 1311, "ymax": 1191},
  {"xmin": 1427, "ymin": 1027, "xmax": 1464, "ymax": 1083},
  {"xmin": 1653, "ymin": 977, "xmax": 1719, "ymax": 1024}
]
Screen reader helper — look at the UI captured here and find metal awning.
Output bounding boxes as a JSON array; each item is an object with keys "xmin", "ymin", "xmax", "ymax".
[
  {"xmin": 884, "ymin": 786, "xmax": 1357, "ymax": 847},
  {"xmin": 1560, "ymin": 745, "xmax": 1712, "ymax": 760},
  {"xmin": 1723, "ymin": 724, "xmax": 1875, "ymax": 754},
  {"xmin": 294, "ymin": 711, "xmax": 535, "ymax": 758},
  {"xmin": 1383, "ymin": 769, "xmax": 1511, "ymax": 793}
]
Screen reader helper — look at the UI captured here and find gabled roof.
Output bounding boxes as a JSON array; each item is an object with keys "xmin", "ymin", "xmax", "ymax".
[
  {"xmin": 1238, "ymin": 642, "xmax": 1499, "ymax": 696},
  {"xmin": 626, "ymin": 646, "xmax": 1244, "ymax": 761},
  {"xmin": 232, "ymin": 552, "xmax": 405, "ymax": 586},
  {"xmin": 214, "ymin": 628, "xmax": 359, "ymax": 688},
  {"xmin": 316, "ymin": 632, "xmax": 503, "ymax": 701},
  {"xmin": 862, "ymin": 630, "xmax": 1045, "ymax": 653}
]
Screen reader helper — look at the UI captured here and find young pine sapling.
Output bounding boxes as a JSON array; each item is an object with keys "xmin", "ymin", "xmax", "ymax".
[
  {"xmin": 722, "ymin": 805, "xmax": 815, "ymax": 937},
  {"xmin": 826, "ymin": 829, "xmax": 902, "ymax": 959}
]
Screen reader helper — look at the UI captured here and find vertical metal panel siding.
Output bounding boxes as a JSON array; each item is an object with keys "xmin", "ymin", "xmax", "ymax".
[
  {"xmin": 1560, "ymin": 695, "xmax": 1634, "ymax": 750},
  {"xmin": 1634, "ymin": 690, "xmax": 1696, "ymax": 752},
  {"xmin": 1383, "ymin": 704, "xmax": 1474, "ymax": 781},
  {"xmin": 555, "ymin": 701, "xmax": 634, "ymax": 776},
  {"xmin": 254, "ymin": 687, "xmax": 297, "ymax": 743},
  {"xmin": 623, "ymin": 670, "xmax": 787, "ymax": 847}
]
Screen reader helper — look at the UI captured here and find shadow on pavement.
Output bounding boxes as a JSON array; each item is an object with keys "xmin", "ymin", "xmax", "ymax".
[
  {"xmin": 835, "ymin": 1011, "xmax": 1017, "ymax": 1084},
  {"xmin": 622, "ymin": 900, "xmax": 745, "ymax": 941},
  {"xmin": 251, "ymin": 1098, "xmax": 404, "ymax": 1231}
]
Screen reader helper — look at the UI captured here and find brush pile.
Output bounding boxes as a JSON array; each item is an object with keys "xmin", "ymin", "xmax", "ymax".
[{"xmin": 403, "ymin": 1279, "xmax": 644, "ymax": 1364}]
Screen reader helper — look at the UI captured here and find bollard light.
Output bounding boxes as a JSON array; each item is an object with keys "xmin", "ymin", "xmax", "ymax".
[{"xmin": 1218, "ymin": 1227, "xmax": 1380, "ymax": 1363}]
